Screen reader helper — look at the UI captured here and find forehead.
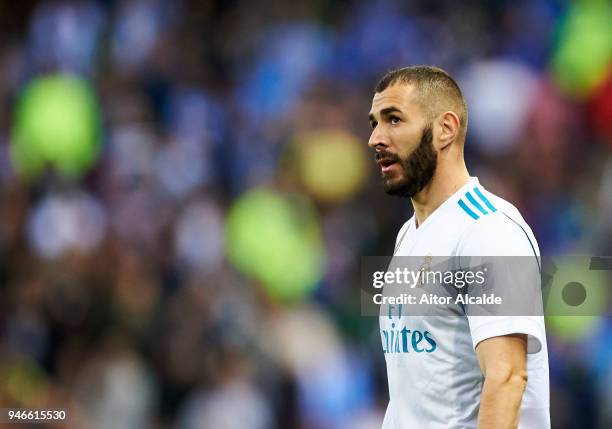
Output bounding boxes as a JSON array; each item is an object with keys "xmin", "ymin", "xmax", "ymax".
[{"xmin": 369, "ymin": 83, "xmax": 422, "ymax": 116}]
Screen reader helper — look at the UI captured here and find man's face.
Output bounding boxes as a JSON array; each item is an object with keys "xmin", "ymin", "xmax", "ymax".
[{"xmin": 368, "ymin": 83, "xmax": 437, "ymax": 198}]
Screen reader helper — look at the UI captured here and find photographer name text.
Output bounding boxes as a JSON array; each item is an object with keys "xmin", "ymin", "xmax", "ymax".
[{"xmin": 373, "ymin": 293, "xmax": 502, "ymax": 306}]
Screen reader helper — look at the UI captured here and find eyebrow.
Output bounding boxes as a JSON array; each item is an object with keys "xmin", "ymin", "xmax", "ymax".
[{"xmin": 368, "ymin": 106, "xmax": 403, "ymax": 122}]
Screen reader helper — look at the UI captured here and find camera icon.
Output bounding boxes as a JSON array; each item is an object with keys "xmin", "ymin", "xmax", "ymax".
[{"xmin": 542, "ymin": 256, "xmax": 611, "ymax": 341}]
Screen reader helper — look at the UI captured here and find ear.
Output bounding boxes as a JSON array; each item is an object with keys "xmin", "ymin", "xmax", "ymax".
[{"xmin": 437, "ymin": 111, "xmax": 460, "ymax": 150}]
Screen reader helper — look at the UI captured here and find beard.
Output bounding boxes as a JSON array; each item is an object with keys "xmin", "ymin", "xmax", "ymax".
[{"xmin": 376, "ymin": 124, "xmax": 437, "ymax": 198}]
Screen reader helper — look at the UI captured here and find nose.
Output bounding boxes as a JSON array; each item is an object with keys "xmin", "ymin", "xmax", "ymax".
[{"xmin": 368, "ymin": 126, "xmax": 389, "ymax": 151}]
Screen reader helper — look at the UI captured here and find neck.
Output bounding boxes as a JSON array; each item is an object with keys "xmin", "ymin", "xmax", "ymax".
[{"xmin": 411, "ymin": 161, "xmax": 470, "ymax": 227}]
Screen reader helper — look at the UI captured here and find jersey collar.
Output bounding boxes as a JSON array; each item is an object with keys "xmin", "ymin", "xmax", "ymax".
[{"xmin": 412, "ymin": 177, "xmax": 480, "ymax": 230}]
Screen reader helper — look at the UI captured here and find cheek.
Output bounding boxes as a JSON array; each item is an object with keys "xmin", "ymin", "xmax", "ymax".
[{"xmin": 393, "ymin": 129, "xmax": 421, "ymax": 156}]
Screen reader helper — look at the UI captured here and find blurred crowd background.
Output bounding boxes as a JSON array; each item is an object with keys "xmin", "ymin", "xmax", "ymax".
[{"xmin": 0, "ymin": 0, "xmax": 611, "ymax": 428}]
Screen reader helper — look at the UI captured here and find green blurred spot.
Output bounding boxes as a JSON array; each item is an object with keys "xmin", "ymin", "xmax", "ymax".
[
  {"xmin": 11, "ymin": 74, "xmax": 102, "ymax": 180},
  {"xmin": 3, "ymin": 358, "xmax": 49, "ymax": 406},
  {"xmin": 225, "ymin": 189, "xmax": 325, "ymax": 303},
  {"xmin": 546, "ymin": 316, "xmax": 601, "ymax": 343},
  {"xmin": 551, "ymin": 0, "xmax": 612, "ymax": 99}
]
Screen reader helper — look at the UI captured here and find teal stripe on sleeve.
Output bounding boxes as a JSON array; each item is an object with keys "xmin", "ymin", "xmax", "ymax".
[
  {"xmin": 458, "ymin": 199, "xmax": 480, "ymax": 220},
  {"xmin": 473, "ymin": 187, "xmax": 497, "ymax": 212},
  {"xmin": 465, "ymin": 191, "xmax": 489, "ymax": 215}
]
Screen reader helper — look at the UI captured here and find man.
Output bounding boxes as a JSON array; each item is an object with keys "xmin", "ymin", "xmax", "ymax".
[{"xmin": 368, "ymin": 66, "xmax": 550, "ymax": 428}]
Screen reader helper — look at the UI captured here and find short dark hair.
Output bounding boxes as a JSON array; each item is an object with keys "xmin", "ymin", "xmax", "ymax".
[{"xmin": 375, "ymin": 65, "xmax": 468, "ymax": 141}]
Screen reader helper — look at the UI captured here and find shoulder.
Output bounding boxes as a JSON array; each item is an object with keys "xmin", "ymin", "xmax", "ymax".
[{"xmin": 455, "ymin": 186, "xmax": 540, "ymax": 258}]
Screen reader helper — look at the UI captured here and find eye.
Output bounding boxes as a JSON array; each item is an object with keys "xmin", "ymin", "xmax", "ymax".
[
  {"xmin": 390, "ymin": 116, "xmax": 401, "ymax": 125},
  {"xmin": 370, "ymin": 121, "xmax": 377, "ymax": 129}
]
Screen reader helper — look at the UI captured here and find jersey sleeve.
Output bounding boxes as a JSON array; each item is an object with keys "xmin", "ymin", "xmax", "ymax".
[{"xmin": 457, "ymin": 214, "xmax": 546, "ymax": 354}]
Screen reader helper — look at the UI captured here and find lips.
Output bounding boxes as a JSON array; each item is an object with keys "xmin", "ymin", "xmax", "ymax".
[
  {"xmin": 380, "ymin": 161, "xmax": 398, "ymax": 173},
  {"xmin": 376, "ymin": 153, "xmax": 400, "ymax": 173}
]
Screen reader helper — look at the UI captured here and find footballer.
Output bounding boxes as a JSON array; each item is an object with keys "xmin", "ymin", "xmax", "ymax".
[{"xmin": 368, "ymin": 66, "xmax": 550, "ymax": 428}]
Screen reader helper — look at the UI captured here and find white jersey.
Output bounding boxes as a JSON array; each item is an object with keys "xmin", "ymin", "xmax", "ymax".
[{"xmin": 380, "ymin": 177, "xmax": 550, "ymax": 429}]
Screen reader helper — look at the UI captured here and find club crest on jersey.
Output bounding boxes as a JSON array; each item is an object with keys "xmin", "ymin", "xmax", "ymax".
[{"xmin": 416, "ymin": 253, "xmax": 433, "ymax": 288}]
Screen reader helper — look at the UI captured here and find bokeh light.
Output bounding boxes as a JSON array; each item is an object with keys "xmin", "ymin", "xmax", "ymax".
[
  {"xmin": 291, "ymin": 130, "xmax": 369, "ymax": 203},
  {"xmin": 2, "ymin": 357, "xmax": 49, "ymax": 406},
  {"xmin": 461, "ymin": 60, "xmax": 538, "ymax": 154},
  {"xmin": 225, "ymin": 188, "xmax": 326, "ymax": 303},
  {"xmin": 11, "ymin": 74, "xmax": 102, "ymax": 180},
  {"xmin": 550, "ymin": 0, "xmax": 612, "ymax": 99}
]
